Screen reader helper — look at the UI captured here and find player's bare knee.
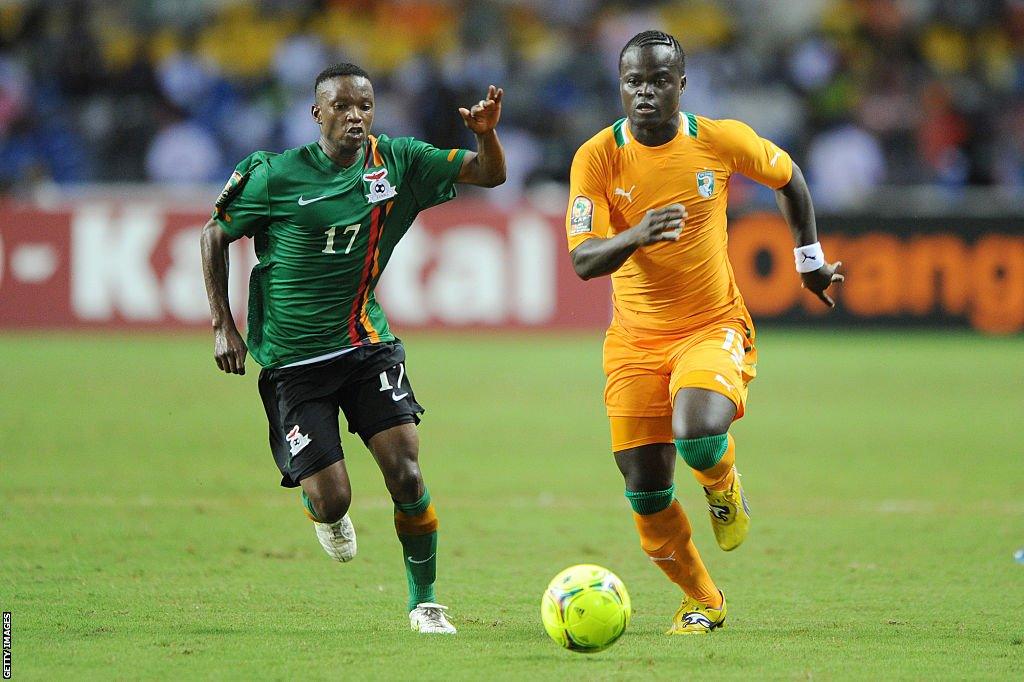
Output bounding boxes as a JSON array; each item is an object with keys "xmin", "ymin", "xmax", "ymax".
[
  {"xmin": 672, "ymin": 389, "xmax": 737, "ymax": 440},
  {"xmin": 308, "ymin": 490, "xmax": 351, "ymax": 524},
  {"xmin": 622, "ymin": 469, "xmax": 672, "ymax": 492},
  {"xmin": 673, "ymin": 419, "xmax": 729, "ymax": 440},
  {"xmin": 386, "ymin": 460, "xmax": 424, "ymax": 504},
  {"xmin": 673, "ymin": 398, "xmax": 732, "ymax": 471},
  {"xmin": 614, "ymin": 445, "xmax": 675, "ymax": 491}
]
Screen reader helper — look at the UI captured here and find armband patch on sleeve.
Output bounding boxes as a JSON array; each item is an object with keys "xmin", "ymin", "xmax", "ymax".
[
  {"xmin": 569, "ymin": 195, "xmax": 594, "ymax": 235},
  {"xmin": 213, "ymin": 168, "xmax": 253, "ymax": 220}
]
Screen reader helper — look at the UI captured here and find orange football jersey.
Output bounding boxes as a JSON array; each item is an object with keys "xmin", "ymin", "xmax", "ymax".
[{"xmin": 566, "ymin": 112, "xmax": 793, "ymax": 336}]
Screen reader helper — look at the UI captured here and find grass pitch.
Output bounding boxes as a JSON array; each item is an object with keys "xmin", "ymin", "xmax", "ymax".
[{"xmin": 1, "ymin": 329, "xmax": 1022, "ymax": 680}]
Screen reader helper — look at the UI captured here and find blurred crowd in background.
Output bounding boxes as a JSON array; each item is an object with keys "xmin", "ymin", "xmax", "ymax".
[{"xmin": 1, "ymin": 0, "xmax": 1023, "ymax": 209}]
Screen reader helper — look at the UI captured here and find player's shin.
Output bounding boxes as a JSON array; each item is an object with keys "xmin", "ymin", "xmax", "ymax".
[
  {"xmin": 626, "ymin": 487, "xmax": 721, "ymax": 608},
  {"xmin": 394, "ymin": 488, "xmax": 439, "ymax": 612},
  {"xmin": 679, "ymin": 433, "xmax": 736, "ymax": 491}
]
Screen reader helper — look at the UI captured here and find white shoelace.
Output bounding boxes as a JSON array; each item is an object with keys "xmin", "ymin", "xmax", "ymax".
[
  {"xmin": 418, "ymin": 604, "xmax": 449, "ymax": 626},
  {"xmin": 327, "ymin": 518, "xmax": 353, "ymax": 541}
]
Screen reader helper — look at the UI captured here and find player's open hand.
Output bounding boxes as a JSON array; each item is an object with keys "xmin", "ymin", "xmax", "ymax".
[
  {"xmin": 635, "ymin": 204, "xmax": 687, "ymax": 246},
  {"xmin": 214, "ymin": 325, "xmax": 248, "ymax": 375},
  {"xmin": 459, "ymin": 85, "xmax": 503, "ymax": 135},
  {"xmin": 801, "ymin": 261, "xmax": 844, "ymax": 308}
]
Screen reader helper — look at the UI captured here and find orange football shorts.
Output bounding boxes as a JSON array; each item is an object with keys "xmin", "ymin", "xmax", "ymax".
[{"xmin": 603, "ymin": 317, "xmax": 757, "ymax": 452}]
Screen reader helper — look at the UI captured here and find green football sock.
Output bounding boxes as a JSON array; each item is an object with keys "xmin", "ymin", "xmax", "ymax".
[
  {"xmin": 395, "ymin": 489, "xmax": 438, "ymax": 611},
  {"xmin": 399, "ymin": 532, "xmax": 437, "ymax": 610},
  {"xmin": 676, "ymin": 433, "xmax": 729, "ymax": 470},
  {"xmin": 625, "ymin": 485, "xmax": 676, "ymax": 515}
]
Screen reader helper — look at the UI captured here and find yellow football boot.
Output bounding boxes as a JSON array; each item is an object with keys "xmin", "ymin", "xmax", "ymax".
[
  {"xmin": 666, "ymin": 592, "xmax": 727, "ymax": 635},
  {"xmin": 704, "ymin": 467, "xmax": 750, "ymax": 551}
]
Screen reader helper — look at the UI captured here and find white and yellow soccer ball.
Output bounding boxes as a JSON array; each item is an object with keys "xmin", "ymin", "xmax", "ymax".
[{"xmin": 540, "ymin": 564, "xmax": 631, "ymax": 653}]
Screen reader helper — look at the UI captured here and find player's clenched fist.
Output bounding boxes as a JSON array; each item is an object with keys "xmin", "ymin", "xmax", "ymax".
[
  {"xmin": 214, "ymin": 326, "xmax": 248, "ymax": 375},
  {"xmin": 634, "ymin": 203, "xmax": 687, "ymax": 245}
]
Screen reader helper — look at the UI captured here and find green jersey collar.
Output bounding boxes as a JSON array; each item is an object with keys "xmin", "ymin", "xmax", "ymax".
[{"xmin": 308, "ymin": 140, "xmax": 367, "ymax": 175}]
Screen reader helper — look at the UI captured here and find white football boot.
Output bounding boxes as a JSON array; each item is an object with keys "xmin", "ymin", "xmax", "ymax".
[
  {"xmin": 409, "ymin": 603, "xmax": 457, "ymax": 634},
  {"xmin": 313, "ymin": 514, "xmax": 357, "ymax": 562}
]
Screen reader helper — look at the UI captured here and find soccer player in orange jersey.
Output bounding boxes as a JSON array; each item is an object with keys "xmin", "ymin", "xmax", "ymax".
[{"xmin": 565, "ymin": 30, "xmax": 843, "ymax": 634}]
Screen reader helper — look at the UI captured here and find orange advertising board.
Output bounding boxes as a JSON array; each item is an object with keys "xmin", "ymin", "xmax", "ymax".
[{"xmin": 729, "ymin": 213, "xmax": 1024, "ymax": 335}]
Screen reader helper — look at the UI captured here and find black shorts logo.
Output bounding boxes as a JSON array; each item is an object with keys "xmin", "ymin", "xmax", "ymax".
[
  {"xmin": 378, "ymin": 363, "xmax": 409, "ymax": 402},
  {"xmin": 286, "ymin": 425, "xmax": 312, "ymax": 456}
]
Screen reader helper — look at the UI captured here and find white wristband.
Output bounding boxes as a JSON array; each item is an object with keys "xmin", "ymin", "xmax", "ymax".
[{"xmin": 794, "ymin": 242, "xmax": 825, "ymax": 273}]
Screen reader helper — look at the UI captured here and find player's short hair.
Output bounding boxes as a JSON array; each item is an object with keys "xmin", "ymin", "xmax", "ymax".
[
  {"xmin": 314, "ymin": 63, "xmax": 371, "ymax": 96},
  {"xmin": 619, "ymin": 30, "xmax": 686, "ymax": 73}
]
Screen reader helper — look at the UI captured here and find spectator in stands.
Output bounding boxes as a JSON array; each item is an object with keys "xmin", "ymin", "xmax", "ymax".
[{"xmin": 0, "ymin": 0, "xmax": 1019, "ymax": 209}]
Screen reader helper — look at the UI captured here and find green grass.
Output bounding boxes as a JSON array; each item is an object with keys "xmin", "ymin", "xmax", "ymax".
[{"xmin": 1, "ymin": 330, "xmax": 1022, "ymax": 680}]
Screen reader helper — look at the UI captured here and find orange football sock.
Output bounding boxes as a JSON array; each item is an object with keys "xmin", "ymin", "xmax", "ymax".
[
  {"xmin": 692, "ymin": 433, "xmax": 736, "ymax": 491},
  {"xmin": 633, "ymin": 500, "xmax": 722, "ymax": 608}
]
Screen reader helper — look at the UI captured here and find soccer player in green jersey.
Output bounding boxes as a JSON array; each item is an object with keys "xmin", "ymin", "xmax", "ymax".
[{"xmin": 200, "ymin": 63, "xmax": 505, "ymax": 634}]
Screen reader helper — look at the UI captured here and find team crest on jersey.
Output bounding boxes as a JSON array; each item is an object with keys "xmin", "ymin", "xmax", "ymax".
[
  {"xmin": 696, "ymin": 170, "xmax": 715, "ymax": 199},
  {"xmin": 569, "ymin": 195, "xmax": 593, "ymax": 235},
  {"xmin": 363, "ymin": 167, "xmax": 398, "ymax": 203}
]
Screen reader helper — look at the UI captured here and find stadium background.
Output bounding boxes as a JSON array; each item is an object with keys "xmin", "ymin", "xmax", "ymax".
[{"xmin": 1, "ymin": 1, "xmax": 1022, "ymax": 679}]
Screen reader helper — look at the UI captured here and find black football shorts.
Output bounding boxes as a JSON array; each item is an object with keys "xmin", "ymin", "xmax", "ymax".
[{"xmin": 257, "ymin": 341, "xmax": 424, "ymax": 488}]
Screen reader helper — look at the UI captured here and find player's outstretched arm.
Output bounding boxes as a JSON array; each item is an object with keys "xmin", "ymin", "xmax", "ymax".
[
  {"xmin": 774, "ymin": 163, "xmax": 844, "ymax": 308},
  {"xmin": 200, "ymin": 219, "xmax": 248, "ymax": 375},
  {"xmin": 570, "ymin": 204, "xmax": 687, "ymax": 280},
  {"xmin": 456, "ymin": 85, "xmax": 506, "ymax": 187}
]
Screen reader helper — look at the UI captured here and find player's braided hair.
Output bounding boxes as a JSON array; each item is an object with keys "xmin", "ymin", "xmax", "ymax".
[
  {"xmin": 619, "ymin": 30, "xmax": 686, "ymax": 73},
  {"xmin": 314, "ymin": 63, "xmax": 371, "ymax": 96}
]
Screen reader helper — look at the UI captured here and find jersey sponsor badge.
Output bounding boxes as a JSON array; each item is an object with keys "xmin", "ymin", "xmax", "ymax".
[
  {"xmin": 363, "ymin": 167, "xmax": 398, "ymax": 203},
  {"xmin": 696, "ymin": 170, "xmax": 715, "ymax": 199},
  {"xmin": 569, "ymin": 195, "xmax": 594, "ymax": 235}
]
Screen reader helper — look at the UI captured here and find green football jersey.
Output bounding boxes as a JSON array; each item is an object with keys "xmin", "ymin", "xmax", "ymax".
[{"xmin": 213, "ymin": 135, "xmax": 466, "ymax": 368}]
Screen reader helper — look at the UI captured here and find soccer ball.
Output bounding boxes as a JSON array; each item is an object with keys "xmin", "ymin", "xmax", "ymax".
[{"xmin": 540, "ymin": 564, "xmax": 631, "ymax": 653}]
